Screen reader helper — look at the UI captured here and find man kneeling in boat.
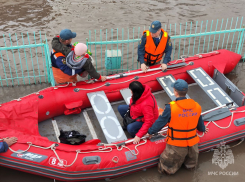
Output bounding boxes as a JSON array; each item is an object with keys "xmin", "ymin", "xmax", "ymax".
[
  {"xmin": 51, "ymin": 29, "xmax": 106, "ymax": 84},
  {"xmin": 138, "ymin": 21, "xmax": 172, "ymax": 73},
  {"xmin": 147, "ymin": 79, "xmax": 208, "ymax": 175},
  {"xmin": 0, "ymin": 137, "xmax": 17, "ymax": 153}
]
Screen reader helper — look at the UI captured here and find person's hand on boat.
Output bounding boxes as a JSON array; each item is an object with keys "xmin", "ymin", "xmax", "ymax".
[
  {"xmin": 133, "ymin": 136, "xmax": 141, "ymax": 144},
  {"xmin": 101, "ymin": 76, "xmax": 107, "ymax": 82},
  {"xmin": 141, "ymin": 63, "xmax": 148, "ymax": 73},
  {"xmin": 205, "ymin": 126, "xmax": 209, "ymax": 134},
  {"xmin": 3, "ymin": 137, "xmax": 18, "ymax": 147},
  {"xmin": 145, "ymin": 133, "xmax": 152, "ymax": 139},
  {"xmin": 160, "ymin": 63, "xmax": 167, "ymax": 71}
]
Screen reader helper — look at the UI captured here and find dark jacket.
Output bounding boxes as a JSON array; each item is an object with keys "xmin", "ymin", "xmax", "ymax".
[
  {"xmin": 138, "ymin": 31, "xmax": 172, "ymax": 65},
  {"xmin": 148, "ymin": 97, "xmax": 205, "ymax": 135},
  {"xmin": 0, "ymin": 142, "xmax": 8, "ymax": 153},
  {"xmin": 130, "ymin": 85, "xmax": 159, "ymax": 138},
  {"xmin": 52, "ymin": 36, "xmax": 72, "ymax": 57}
]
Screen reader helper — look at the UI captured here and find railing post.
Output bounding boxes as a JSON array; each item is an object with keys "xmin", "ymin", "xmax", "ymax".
[
  {"xmin": 237, "ymin": 26, "xmax": 245, "ymax": 55},
  {"xmin": 44, "ymin": 34, "xmax": 55, "ymax": 86},
  {"xmin": 44, "ymin": 43, "xmax": 55, "ymax": 86},
  {"xmin": 43, "ymin": 44, "xmax": 50, "ymax": 83}
]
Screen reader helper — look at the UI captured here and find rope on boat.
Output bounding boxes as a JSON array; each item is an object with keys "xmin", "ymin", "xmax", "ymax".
[
  {"xmin": 169, "ymin": 51, "xmax": 219, "ymax": 65},
  {"xmin": 5, "ymin": 108, "xmax": 245, "ymax": 167},
  {"xmin": 6, "ymin": 139, "xmax": 146, "ymax": 167},
  {"xmin": 2, "ymin": 82, "xmax": 74, "ymax": 104},
  {"xmin": 12, "ymin": 98, "xmax": 22, "ymax": 101},
  {"xmin": 168, "ymin": 57, "xmax": 186, "ymax": 65},
  {"xmin": 49, "ymin": 139, "xmax": 147, "ymax": 167},
  {"xmin": 8, "ymin": 143, "xmax": 55, "ymax": 154},
  {"xmin": 51, "ymin": 140, "xmax": 147, "ymax": 167},
  {"xmin": 102, "ymin": 139, "xmax": 147, "ymax": 156},
  {"xmin": 195, "ymin": 51, "xmax": 219, "ymax": 57},
  {"xmin": 0, "ymin": 82, "xmax": 77, "ymax": 104},
  {"xmin": 54, "ymin": 82, "xmax": 77, "ymax": 89},
  {"xmin": 76, "ymin": 62, "xmax": 191, "ymax": 91},
  {"xmin": 197, "ymin": 109, "xmax": 245, "ymax": 137},
  {"xmin": 76, "ymin": 84, "xmax": 106, "ymax": 91},
  {"xmin": 8, "ymin": 142, "xmax": 113, "ymax": 167},
  {"xmin": 51, "ymin": 147, "xmax": 113, "ymax": 167}
]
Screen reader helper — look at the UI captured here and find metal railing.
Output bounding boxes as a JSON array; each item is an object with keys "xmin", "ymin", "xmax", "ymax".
[
  {"xmin": 0, "ymin": 31, "xmax": 54, "ymax": 87},
  {"xmin": 0, "ymin": 17, "xmax": 244, "ymax": 87},
  {"xmin": 86, "ymin": 17, "xmax": 245, "ymax": 76}
]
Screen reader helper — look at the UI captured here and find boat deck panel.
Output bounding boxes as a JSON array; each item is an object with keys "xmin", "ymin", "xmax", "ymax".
[
  {"xmin": 87, "ymin": 91, "xmax": 127, "ymax": 143},
  {"xmin": 187, "ymin": 68, "xmax": 238, "ymax": 107},
  {"xmin": 120, "ymin": 88, "xmax": 132, "ymax": 105}
]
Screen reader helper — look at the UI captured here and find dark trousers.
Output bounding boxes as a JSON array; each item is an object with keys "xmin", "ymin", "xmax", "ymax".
[
  {"xmin": 118, "ymin": 105, "xmax": 143, "ymax": 137},
  {"xmin": 158, "ymin": 143, "xmax": 199, "ymax": 174}
]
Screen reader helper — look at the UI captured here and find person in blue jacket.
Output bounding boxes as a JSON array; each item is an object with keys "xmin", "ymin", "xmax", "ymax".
[
  {"xmin": 0, "ymin": 137, "xmax": 18, "ymax": 153},
  {"xmin": 138, "ymin": 21, "xmax": 172, "ymax": 72}
]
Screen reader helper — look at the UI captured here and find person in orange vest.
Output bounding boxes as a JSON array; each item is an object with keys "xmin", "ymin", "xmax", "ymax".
[
  {"xmin": 138, "ymin": 21, "xmax": 172, "ymax": 73},
  {"xmin": 147, "ymin": 79, "xmax": 209, "ymax": 175},
  {"xmin": 51, "ymin": 29, "xmax": 106, "ymax": 84}
]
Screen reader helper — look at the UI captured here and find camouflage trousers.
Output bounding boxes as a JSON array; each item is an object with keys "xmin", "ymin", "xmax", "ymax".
[{"xmin": 158, "ymin": 143, "xmax": 199, "ymax": 174}]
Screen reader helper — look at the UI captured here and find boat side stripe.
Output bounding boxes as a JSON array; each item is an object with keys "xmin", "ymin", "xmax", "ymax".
[
  {"xmin": 0, "ymin": 131, "xmax": 244, "ymax": 179},
  {"xmin": 0, "ymin": 159, "xmax": 158, "ymax": 180}
]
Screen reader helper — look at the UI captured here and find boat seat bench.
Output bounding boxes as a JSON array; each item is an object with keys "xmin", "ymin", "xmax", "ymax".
[
  {"xmin": 120, "ymin": 88, "xmax": 132, "ymax": 105},
  {"xmin": 87, "ymin": 91, "xmax": 127, "ymax": 143}
]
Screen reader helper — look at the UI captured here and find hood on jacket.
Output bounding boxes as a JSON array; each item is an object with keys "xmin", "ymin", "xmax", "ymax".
[
  {"xmin": 129, "ymin": 84, "xmax": 158, "ymax": 138},
  {"xmin": 66, "ymin": 51, "xmax": 89, "ymax": 70}
]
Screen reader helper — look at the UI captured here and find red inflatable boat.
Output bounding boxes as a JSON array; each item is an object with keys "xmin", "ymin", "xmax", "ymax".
[{"xmin": 0, "ymin": 49, "xmax": 245, "ymax": 181}]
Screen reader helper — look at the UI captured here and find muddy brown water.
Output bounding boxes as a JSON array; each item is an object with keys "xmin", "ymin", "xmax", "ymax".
[{"xmin": 0, "ymin": 0, "xmax": 245, "ymax": 181}]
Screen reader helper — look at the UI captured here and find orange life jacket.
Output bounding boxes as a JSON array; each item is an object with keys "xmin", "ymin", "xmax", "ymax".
[
  {"xmin": 143, "ymin": 28, "xmax": 168, "ymax": 65},
  {"xmin": 167, "ymin": 99, "xmax": 201, "ymax": 147},
  {"xmin": 51, "ymin": 49, "xmax": 77, "ymax": 84}
]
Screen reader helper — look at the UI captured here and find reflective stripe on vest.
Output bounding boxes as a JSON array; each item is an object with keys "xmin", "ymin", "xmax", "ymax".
[
  {"xmin": 143, "ymin": 29, "xmax": 168, "ymax": 66},
  {"xmin": 167, "ymin": 99, "xmax": 201, "ymax": 147},
  {"xmin": 51, "ymin": 49, "xmax": 65, "ymax": 59}
]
